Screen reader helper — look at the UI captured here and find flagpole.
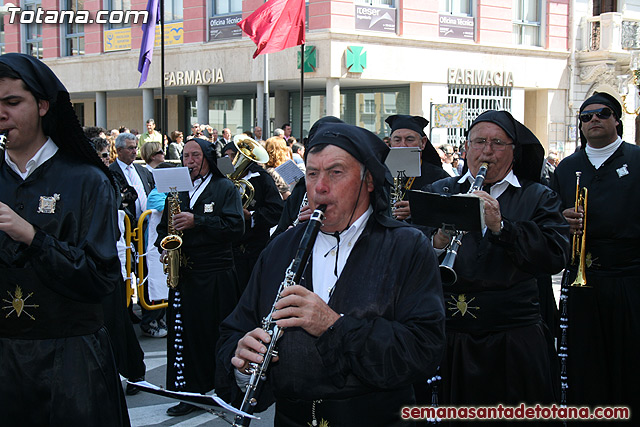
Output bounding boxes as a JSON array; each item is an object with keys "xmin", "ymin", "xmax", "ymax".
[
  {"xmin": 264, "ymin": 53, "xmax": 269, "ymax": 136},
  {"xmin": 299, "ymin": 44, "xmax": 304, "ymax": 140},
  {"xmin": 160, "ymin": 0, "xmax": 166, "ymax": 144}
]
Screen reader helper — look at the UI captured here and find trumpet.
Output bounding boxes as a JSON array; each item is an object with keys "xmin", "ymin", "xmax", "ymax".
[
  {"xmin": 571, "ymin": 172, "xmax": 588, "ymax": 287},
  {"xmin": 229, "ymin": 135, "xmax": 269, "ymax": 208},
  {"xmin": 439, "ymin": 162, "xmax": 488, "ymax": 286}
]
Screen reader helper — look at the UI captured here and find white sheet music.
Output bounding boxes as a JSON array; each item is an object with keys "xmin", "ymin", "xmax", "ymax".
[
  {"xmin": 275, "ymin": 159, "xmax": 305, "ymax": 185},
  {"xmin": 129, "ymin": 381, "xmax": 258, "ymax": 419},
  {"xmin": 385, "ymin": 147, "xmax": 422, "ymax": 177},
  {"xmin": 151, "ymin": 167, "xmax": 193, "ymax": 193}
]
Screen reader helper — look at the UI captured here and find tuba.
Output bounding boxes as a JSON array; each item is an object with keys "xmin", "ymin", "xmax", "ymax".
[
  {"xmin": 571, "ymin": 171, "xmax": 588, "ymax": 287},
  {"xmin": 228, "ymin": 135, "xmax": 270, "ymax": 208},
  {"xmin": 160, "ymin": 188, "xmax": 183, "ymax": 289}
]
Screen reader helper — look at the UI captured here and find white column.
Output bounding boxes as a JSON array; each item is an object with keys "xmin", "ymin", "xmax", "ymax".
[
  {"xmin": 95, "ymin": 91, "xmax": 107, "ymax": 129},
  {"xmin": 142, "ymin": 89, "xmax": 155, "ymax": 127},
  {"xmin": 256, "ymin": 81, "xmax": 265, "ymax": 130},
  {"xmin": 197, "ymin": 85, "xmax": 209, "ymax": 124},
  {"xmin": 326, "ymin": 78, "xmax": 340, "ymax": 117}
]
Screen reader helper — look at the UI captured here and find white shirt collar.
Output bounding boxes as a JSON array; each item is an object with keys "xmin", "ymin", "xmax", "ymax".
[
  {"xmin": 312, "ymin": 205, "xmax": 373, "ymax": 303},
  {"xmin": 457, "ymin": 168, "xmax": 520, "ymax": 199},
  {"xmin": 585, "ymin": 136, "xmax": 623, "ymax": 169},
  {"xmin": 189, "ymin": 173, "xmax": 213, "ymax": 209},
  {"xmin": 5, "ymin": 137, "xmax": 58, "ymax": 180},
  {"xmin": 116, "ymin": 158, "xmax": 135, "ymax": 174}
]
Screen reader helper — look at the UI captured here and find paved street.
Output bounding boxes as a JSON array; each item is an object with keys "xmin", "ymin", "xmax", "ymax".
[
  {"xmin": 125, "ymin": 274, "xmax": 563, "ymax": 425},
  {"xmin": 124, "ymin": 311, "xmax": 275, "ymax": 427}
]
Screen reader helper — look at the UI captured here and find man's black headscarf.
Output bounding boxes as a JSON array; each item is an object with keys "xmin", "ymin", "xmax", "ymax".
[
  {"xmin": 184, "ymin": 137, "xmax": 224, "ymax": 179},
  {"xmin": 468, "ymin": 110, "xmax": 544, "ymax": 182},
  {"xmin": 305, "ymin": 117, "xmax": 394, "ymax": 221},
  {"xmin": 385, "ymin": 114, "xmax": 442, "ymax": 167},
  {"xmin": 579, "ymin": 92, "xmax": 623, "ymax": 146},
  {"xmin": 0, "ymin": 53, "xmax": 116, "ymax": 189}
]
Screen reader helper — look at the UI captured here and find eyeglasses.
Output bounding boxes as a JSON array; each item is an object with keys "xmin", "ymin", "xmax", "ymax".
[
  {"xmin": 100, "ymin": 152, "xmax": 110, "ymax": 158},
  {"xmin": 154, "ymin": 150, "xmax": 164, "ymax": 156},
  {"xmin": 579, "ymin": 107, "xmax": 613, "ymax": 123},
  {"xmin": 468, "ymin": 138, "xmax": 514, "ymax": 151}
]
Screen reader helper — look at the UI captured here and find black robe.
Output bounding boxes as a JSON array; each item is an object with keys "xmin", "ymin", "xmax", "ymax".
[
  {"xmin": 233, "ymin": 163, "xmax": 284, "ymax": 293},
  {"xmin": 216, "ymin": 215, "xmax": 445, "ymax": 426},
  {"xmin": 551, "ymin": 142, "xmax": 640, "ymax": 420},
  {"xmin": 425, "ymin": 176, "xmax": 570, "ymax": 407},
  {"xmin": 0, "ymin": 151, "xmax": 129, "ymax": 426},
  {"xmin": 272, "ymin": 176, "xmax": 307, "ymax": 238},
  {"xmin": 155, "ymin": 175, "xmax": 244, "ymax": 393}
]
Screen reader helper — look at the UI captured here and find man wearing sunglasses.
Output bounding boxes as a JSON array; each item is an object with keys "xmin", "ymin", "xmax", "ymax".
[
  {"xmin": 425, "ymin": 110, "xmax": 570, "ymax": 409},
  {"xmin": 552, "ymin": 92, "xmax": 640, "ymax": 419}
]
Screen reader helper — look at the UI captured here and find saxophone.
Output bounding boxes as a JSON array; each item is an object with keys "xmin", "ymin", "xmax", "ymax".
[
  {"xmin": 160, "ymin": 188, "xmax": 183, "ymax": 289},
  {"xmin": 232, "ymin": 205, "xmax": 327, "ymax": 427}
]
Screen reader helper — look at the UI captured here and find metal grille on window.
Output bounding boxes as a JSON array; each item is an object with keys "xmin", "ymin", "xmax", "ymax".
[{"xmin": 446, "ymin": 85, "xmax": 512, "ymax": 148}]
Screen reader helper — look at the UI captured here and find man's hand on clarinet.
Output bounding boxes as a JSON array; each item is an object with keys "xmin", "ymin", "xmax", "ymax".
[
  {"xmin": 393, "ymin": 200, "xmax": 411, "ymax": 221},
  {"xmin": 272, "ymin": 285, "xmax": 340, "ymax": 337},
  {"xmin": 473, "ymin": 190, "xmax": 502, "ymax": 234},
  {"xmin": 233, "ymin": 328, "xmax": 279, "ymax": 374}
]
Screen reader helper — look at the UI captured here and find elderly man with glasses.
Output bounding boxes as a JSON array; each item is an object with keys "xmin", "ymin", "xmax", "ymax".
[
  {"xmin": 552, "ymin": 92, "xmax": 640, "ymax": 419},
  {"xmin": 423, "ymin": 110, "xmax": 570, "ymax": 409}
]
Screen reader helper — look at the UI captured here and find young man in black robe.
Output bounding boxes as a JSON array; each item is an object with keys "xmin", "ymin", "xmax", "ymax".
[
  {"xmin": 0, "ymin": 53, "xmax": 129, "ymax": 425},
  {"xmin": 222, "ymin": 141, "xmax": 284, "ymax": 294},
  {"xmin": 156, "ymin": 138, "xmax": 244, "ymax": 416},
  {"xmin": 427, "ymin": 110, "xmax": 570, "ymax": 408},
  {"xmin": 216, "ymin": 118, "xmax": 445, "ymax": 426},
  {"xmin": 552, "ymin": 92, "xmax": 640, "ymax": 420},
  {"xmin": 385, "ymin": 114, "xmax": 449, "ymax": 221}
]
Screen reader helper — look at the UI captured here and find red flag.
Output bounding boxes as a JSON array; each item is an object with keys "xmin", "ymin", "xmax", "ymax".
[{"xmin": 238, "ymin": 0, "xmax": 305, "ymax": 59}]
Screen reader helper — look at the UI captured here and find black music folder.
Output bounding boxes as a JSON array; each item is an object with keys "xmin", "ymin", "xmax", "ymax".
[{"xmin": 408, "ymin": 189, "xmax": 485, "ymax": 232}]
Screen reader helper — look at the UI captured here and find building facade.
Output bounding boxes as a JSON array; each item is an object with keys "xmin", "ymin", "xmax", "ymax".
[{"xmin": 0, "ymin": 0, "xmax": 592, "ymax": 156}]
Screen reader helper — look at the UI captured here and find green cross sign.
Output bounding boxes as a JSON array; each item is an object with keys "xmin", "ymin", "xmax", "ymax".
[
  {"xmin": 297, "ymin": 46, "xmax": 317, "ymax": 72},
  {"xmin": 346, "ymin": 46, "xmax": 367, "ymax": 73}
]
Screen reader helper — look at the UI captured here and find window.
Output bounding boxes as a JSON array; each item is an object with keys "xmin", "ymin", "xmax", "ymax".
[
  {"xmin": 443, "ymin": 0, "xmax": 472, "ymax": 16},
  {"xmin": 513, "ymin": 0, "xmax": 542, "ymax": 47},
  {"xmin": 24, "ymin": 0, "xmax": 43, "ymax": 58},
  {"xmin": 213, "ymin": 0, "xmax": 241, "ymax": 15},
  {"xmin": 446, "ymin": 84, "xmax": 512, "ymax": 148},
  {"xmin": 108, "ymin": 0, "xmax": 131, "ymax": 29},
  {"xmin": 593, "ymin": 0, "xmax": 616, "ymax": 16},
  {"xmin": 0, "ymin": 2, "xmax": 5, "ymax": 55},
  {"xmin": 164, "ymin": 0, "xmax": 183, "ymax": 23},
  {"xmin": 357, "ymin": 0, "xmax": 394, "ymax": 6},
  {"xmin": 63, "ymin": 0, "xmax": 84, "ymax": 56}
]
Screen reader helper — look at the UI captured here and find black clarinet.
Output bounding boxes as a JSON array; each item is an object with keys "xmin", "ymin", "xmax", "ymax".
[
  {"xmin": 439, "ymin": 162, "xmax": 488, "ymax": 286},
  {"xmin": 232, "ymin": 204, "xmax": 327, "ymax": 427},
  {"xmin": 0, "ymin": 132, "xmax": 6, "ymax": 167}
]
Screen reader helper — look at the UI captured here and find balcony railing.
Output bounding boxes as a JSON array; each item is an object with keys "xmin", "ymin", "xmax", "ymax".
[{"xmin": 585, "ymin": 13, "xmax": 640, "ymax": 52}]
